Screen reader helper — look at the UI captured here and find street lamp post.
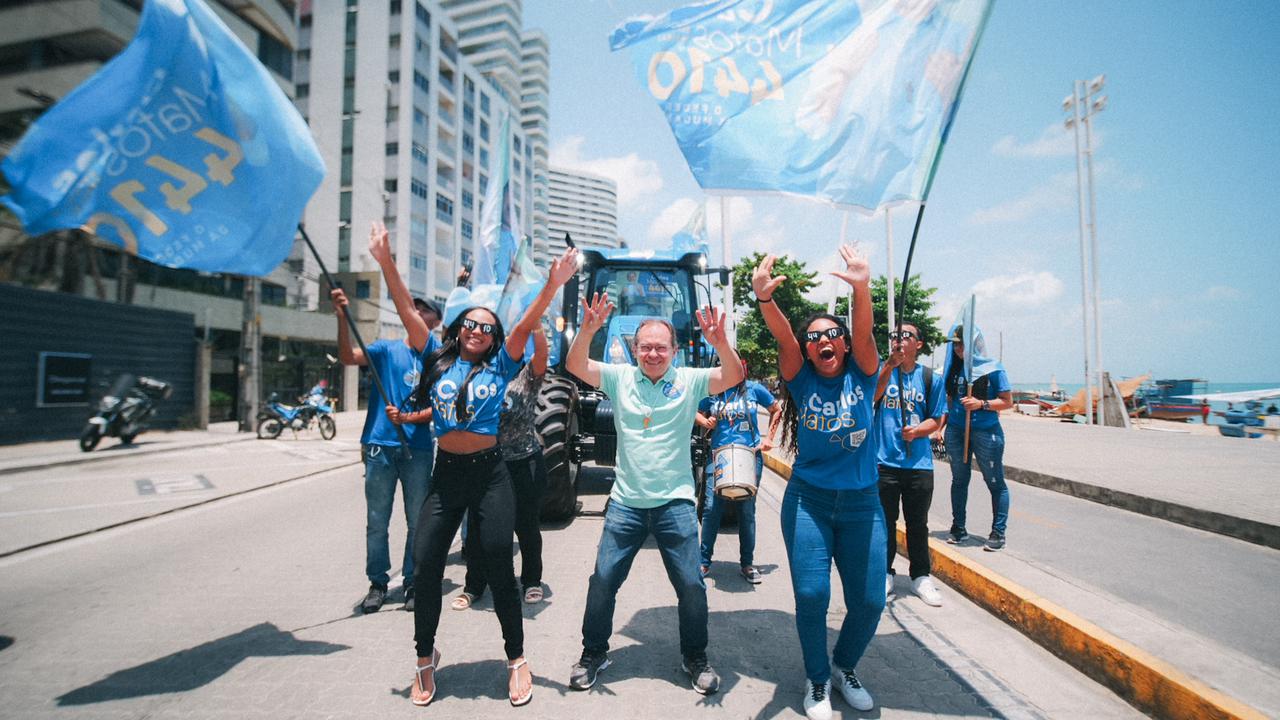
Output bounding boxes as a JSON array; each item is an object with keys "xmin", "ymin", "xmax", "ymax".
[
  {"xmin": 1064, "ymin": 85, "xmax": 1093, "ymax": 425},
  {"xmin": 1063, "ymin": 76, "xmax": 1108, "ymax": 425}
]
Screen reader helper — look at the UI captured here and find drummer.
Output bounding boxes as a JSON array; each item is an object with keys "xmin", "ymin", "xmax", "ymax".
[{"xmin": 695, "ymin": 358, "xmax": 783, "ymax": 584}]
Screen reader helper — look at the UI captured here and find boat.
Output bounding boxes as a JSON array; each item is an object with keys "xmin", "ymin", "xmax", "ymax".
[
  {"xmin": 1180, "ymin": 388, "xmax": 1280, "ymax": 439},
  {"xmin": 1137, "ymin": 378, "xmax": 1207, "ymax": 421}
]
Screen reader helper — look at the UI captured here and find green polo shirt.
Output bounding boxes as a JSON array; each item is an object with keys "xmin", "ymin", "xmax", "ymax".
[{"xmin": 599, "ymin": 363, "xmax": 714, "ymax": 509}]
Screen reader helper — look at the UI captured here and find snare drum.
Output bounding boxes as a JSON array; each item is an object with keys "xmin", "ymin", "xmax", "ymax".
[{"xmin": 712, "ymin": 444, "xmax": 759, "ymax": 500}]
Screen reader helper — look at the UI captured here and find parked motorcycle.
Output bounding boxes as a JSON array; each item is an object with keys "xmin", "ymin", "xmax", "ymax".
[
  {"xmin": 79, "ymin": 374, "xmax": 173, "ymax": 452},
  {"xmin": 256, "ymin": 390, "xmax": 336, "ymax": 440}
]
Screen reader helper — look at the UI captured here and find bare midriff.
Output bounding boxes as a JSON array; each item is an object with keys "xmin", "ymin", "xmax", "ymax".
[{"xmin": 437, "ymin": 429, "xmax": 498, "ymax": 454}]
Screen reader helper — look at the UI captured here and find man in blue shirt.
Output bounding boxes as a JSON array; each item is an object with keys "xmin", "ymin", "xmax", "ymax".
[
  {"xmin": 333, "ymin": 287, "xmax": 440, "ymax": 614},
  {"xmin": 874, "ymin": 323, "xmax": 945, "ymax": 607}
]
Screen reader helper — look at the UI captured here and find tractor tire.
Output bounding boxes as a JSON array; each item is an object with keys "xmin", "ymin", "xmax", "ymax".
[
  {"xmin": 536, "ymin": 375, "xmax": 580, "ymax": 522},
  {"xmin": 79, "ymin": 424, "xmax": 102, "ymax": 452}
]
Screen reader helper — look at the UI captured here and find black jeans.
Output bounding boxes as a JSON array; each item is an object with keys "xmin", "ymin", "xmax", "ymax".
[
  {"xmin": 877, "ymin": 465, "xmax": 934, "ymax": 579},
  {"xmin": 413, "ymin": 447, "xmax": 523, "ymax": 660},
  {"xmin": 464, "ymin": 451, "xmax": 547, "ymax": 594}
]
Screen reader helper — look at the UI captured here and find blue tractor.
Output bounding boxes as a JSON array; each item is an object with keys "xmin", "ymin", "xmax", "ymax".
[{"xmin": 535, "ymin": 247, "xmax": 729, "ymax": 520}]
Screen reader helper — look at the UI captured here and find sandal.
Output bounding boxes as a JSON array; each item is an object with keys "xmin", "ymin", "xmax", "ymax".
[
  {"xmin": 411, "ymin": 648, "xmax": 441, "ymax": 706},
  {"xmin": 507, "ymin": 657, "xmax": 533, "ymax": 707},
  {"xmin": 450, "ymin": 591, "xmax": 477, "ymax": 611},
  {"xmin": 523, "ymin": 586, "xmax": 543, "ymax": 604}
]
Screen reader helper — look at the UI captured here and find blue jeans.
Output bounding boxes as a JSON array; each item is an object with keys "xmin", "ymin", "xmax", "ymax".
[
  {"xmin": 363, "ymin": 443, "xmax": 433, "ymax": 588},
  {"xmin": 781, "ymin": 478, "xmax": 886, "ymax": 684},
  {"xmin": 945, "ymin": 423, "xmax": 1009, "ymax": 535},
  {"xmin": 700, "ymin": 451, "xmax": 761, "ymax": 567},
  {"xmin": 581, "ymin": 499, "xmax": 708, "ymax": 659}
]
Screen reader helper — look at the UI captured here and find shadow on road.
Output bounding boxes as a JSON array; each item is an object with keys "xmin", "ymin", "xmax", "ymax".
[{"xmin": 56, "ymin": 622, "xmax": 349, "ymax": 705}]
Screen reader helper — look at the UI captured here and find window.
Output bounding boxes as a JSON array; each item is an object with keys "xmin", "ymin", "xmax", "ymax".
[
  {"xmin": 464, "ymin": 76, "xmax": 475, "ymax": 98},
  {"xmin": 513, "ymin": 136, "xmax": 522, "ymax": 154},
  {"xmin": 480, "ymin": 93, "xmax": 490, "ymax": 115},
  {"xmin": 385, "ymin": 106, "xmax": 398, "ymax": 123},
  {"xmin": 412, "ymin": 142, "xmax": 428, "ymax": 164},
  {"xmin": 415, "ymin": 1, "xmax": 430, "ymax": 26},
  {"xmin": 258, "ymin": 33, "xmax": 293, "ymax": 77},
  {"xmin": 341, "ymin": 118, "xmax": 353, "ymax": 150},
  {"xmin": 479, "ymin": 174, "xmax": 488, "ymax": 194},
  {"xmin": 479, "ymin": 119, "xmax": 489, "ymax": 142},
  {"xmin": 462, "ymin": 190, "xmax": 473, "ymax": 209},
  {"xmin": 390, "ymin": 0, "xmax": 401, "ymax": 14},
  {"xmin": 388, "ymin": 70, "xmax": 399, "ymax": 83},
  {"xmin": 411, "ymin": 253, "xmax": 427, "ymax": 270},
  {"xmin": 340, "ymin": 191, "xmax": 352, "ymax": 222},
  {"xmin": 262, "ymin": 282, "xmax": 287, "ymax": 306},
  {"xmin": 462, "ymin": 133, "xmax": 474, "ymax": 153},
  {"xmin": 413, "ymin": 106, "xmax": 426, "ymax": 126},
  {"xmin": 344, "ymin": 48, "xmax": 356, "ymax": 78},
  {"xmin": 413, "ymin": 70, "xmax": 429, "ymax": 93},
  {"xmin": 435, "ymin": 194, "xmax": 453, "ymax": 222},
  {"xmin": 410, "ymin": 178, "xmax": 428, "ymax": 199},
  {"xmin": 295, "ymin": 83, "xmax": 309, "ymax": 99},
  {"xmin": 300, "ymin": 13, "xmax": 312, "ymax": 28},
  {"xmin": 386, "ymin": 142, "xmax": 399, "ymax": 155},
  {"xmin": 479, "ymin": 148, "xmax": 489, "ymax": 168},
  {"xmin": 355, "ymin": 280, "xmax": 371, "ymax": 299},
  {"xmin": 461, "ymin": 220, "xmax": 473, "ymax": 240},
  {"xmin": 389, "ymin": 33, "xmax": 400, "ymax": 49},
  {"xmin": 340, "ymin": 153, "xmax": 352, "ymax": 185},
  {"xmin": 462, "ymin": 103, "xmax": 474, "ymax": 124},
  {"xmin": 385, "ymin": 179, "xmax": 398, "ymax": 193}
]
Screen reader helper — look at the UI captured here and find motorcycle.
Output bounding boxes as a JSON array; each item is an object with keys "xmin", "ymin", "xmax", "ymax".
[
  {"xmin": 79, "ymin": 374, "xmax": 173, "ymax": 452},
  {"xmin": 256, "ymin": 390, "xmax": 336, "ymax": 440}
]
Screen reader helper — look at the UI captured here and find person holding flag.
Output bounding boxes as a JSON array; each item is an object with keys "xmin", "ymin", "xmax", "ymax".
[
  {"xmin": 935, "ymin": 317, "xmax": 1013, "ymax": 551},
  {"xmin": 374, "ymin": 219, "xmax": 580, "ymax": 708},
  {"xmin": 752, "ymin": 245, "xmax": 884, "ymax": 718}
]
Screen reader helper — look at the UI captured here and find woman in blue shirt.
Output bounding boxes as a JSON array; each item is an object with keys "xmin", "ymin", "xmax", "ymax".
[
  {"xmin": 751, "ymin": 245, "xmax": 885, "ymax": 719},
  {"xmin": 373, "ymin": 223, "xmax": 579, "ymax": 708}
]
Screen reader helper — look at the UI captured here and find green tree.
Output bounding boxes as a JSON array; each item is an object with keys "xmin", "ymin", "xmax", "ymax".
[
  {"xmin": 730, "ymin": 252, "xmax": 824, "ymax": 377},
  {"xmin": 835, "ymin": 274, "xmax": 945, "ymax": 357}
]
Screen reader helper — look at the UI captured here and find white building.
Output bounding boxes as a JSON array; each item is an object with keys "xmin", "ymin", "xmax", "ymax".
[
  {"xmin": 519, "ymin": 28, "xmax": 550, "ymax": 266},
  {"xmin": 547, "ymin": 166, "xmax": 620, "ymax": 254},
  {"xmin": 297, "ymin": 0, "xmax": 534, "ymax": 334}
]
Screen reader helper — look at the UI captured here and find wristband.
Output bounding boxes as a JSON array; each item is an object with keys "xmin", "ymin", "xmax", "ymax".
[
  {"xmin": 756, "ymin": 295, "xmax": 774, "ymax": 304},
  {"xmin": 981, "ymin": 400, "xmax": 990, "ymax": 411}
]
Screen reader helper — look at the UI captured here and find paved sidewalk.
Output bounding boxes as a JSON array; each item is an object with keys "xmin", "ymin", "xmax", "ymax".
[{"xmin": 0, "ymin": 463, "xmax": 1140, "ymax": 719}]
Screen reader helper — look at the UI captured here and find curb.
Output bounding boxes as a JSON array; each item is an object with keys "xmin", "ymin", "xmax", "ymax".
[
  {"xmin": 0, "ymin": 434, "xmax": 257, "ymax": 477},
  {"xmin": 1004, "ymin": 465, "xmax": 1280, "ymax": 551},
  {"xmin": 761, "ymin": 452, "xmax": 1267, "ymax": 720}
]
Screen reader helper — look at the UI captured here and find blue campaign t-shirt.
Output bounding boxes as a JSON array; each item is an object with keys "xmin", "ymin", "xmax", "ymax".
[
  {"xmin": 876, "ymin": 365, "xmax": 945, "ymax": 470},
  {"xmin": 946, "ymin": 369, "xmax": 1011, "ymax": 431},
  {"xmin": 429, "ymin": 344, "xmax": 523, "ymax": 437},
  {"xmin": 699, "ymin": 381, "xmax": 776, "ymax": 450},
  {"xmin": 360, "ymin": 336, "xmax": 439, "ymax": 449},
  {"xmin": 785, "ymin": 359, "xmax": 880, "ymax": 491}
]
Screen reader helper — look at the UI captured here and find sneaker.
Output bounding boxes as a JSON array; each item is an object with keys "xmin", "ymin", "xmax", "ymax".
[
  {"xmin": 946, "ymin": 526, "xmax": 968, "ymax": 544},
  {"xmin": 885, "ymin": 573, "xmax": 894, "ymax": 597},
  {"xmin": 402, "ymin": 585, "xmax": 415, "ymax": 612},
  {"xmin": 984, "ymin": 532, "xmax": 1006, "ymax": 552},
  {"xmin": 911, "ymin": 576, "xmax": 943, "ymax": 607},
  {"xmin": 802, "ymin": 679, "xmax": 833, "ymax": 720},
  {"xmin": 360, "ymin": 584, "xmax": 387, "ymax": 614},
  {"xmin": 700, "ymin": 564, "xmax": 710, "ymax": 579},
  {"xmin": 681, "ymin": 655, "xmax": 720, "ymax": 695},
  {"xmin": 568, "ymin": 651, "xmax": 610, "ymax": 690},
  {"xmin": 740, "ymin": 565, "xmax": 762, "ymax": 584},
  {"xmin": 834, "ymin": 667, "xmax": 874, "ymax": 711}
]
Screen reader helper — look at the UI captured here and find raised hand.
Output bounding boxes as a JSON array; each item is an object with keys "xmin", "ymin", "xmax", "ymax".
[
  {"xmin": 369, "ymin": 221, "xmax": 392, "ymax": 265},
  {"xmin": 751, "ymin": 255, "xmax": 787, "ymax": 301},
  {"xmin": 330, "ymin": 287, "xmax": 349, "ymax": 313},
  {"xmin": 548, "ymin": 247, "xmax": 580, "ymax": 288},
  {"xmin": 696, "ymin": 305, "xmax": 728, "ymax": 347},
  {"xmin": 581, "ymin": 291, "xmax": 614, "ymax": 335},
  {"xmin": 832, "ymin": 243, "xmax": 870, "ymax": 288}
]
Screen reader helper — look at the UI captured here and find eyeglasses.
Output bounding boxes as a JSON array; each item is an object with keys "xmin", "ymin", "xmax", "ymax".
[
  {"xmin": 461, "ymin": 318, "xmax": 495, "ymax": 335},
  {"xmin": 889, "ymin": 330, "xmax": 918, "ymax": 341},
  {"xmin": 804, "ymin": 327, "xmax": 848, "ymax": 343},
  {"xmin": 637, "ymin": 344, "xmax": 671, "ymax": 355}
]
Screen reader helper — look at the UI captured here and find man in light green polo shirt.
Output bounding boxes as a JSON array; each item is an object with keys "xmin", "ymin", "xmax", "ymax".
[{"xmin": 564, "ymin": 291, "xmax": 743, "ymax": 696}]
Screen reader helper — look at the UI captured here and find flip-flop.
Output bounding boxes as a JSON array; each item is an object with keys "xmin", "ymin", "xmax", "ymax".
[
  {"xmin": 523, "ymin": 586, "xmax": 543, "ymax": 604},
  {"xmin": 507, "ymin": 657, "xmax": 533, "ymax": 707},
  {"xmin": 411, "ymin": 648, "xmax": 441, "ymax": 706},
  {"xmin": 450, "ymin": 592, "xmax": 477, "ymax": 611}
]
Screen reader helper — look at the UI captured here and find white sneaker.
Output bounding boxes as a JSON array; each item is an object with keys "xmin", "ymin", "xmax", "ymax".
[
  {"xmin": 834, "ymin": 667, "xmax": 874, "ymax": 711},
  {"xmin": 912, "ymin": 575, "xmax": 943, "ymax": 607},
  {"xmin": 885, "ymin": 573, "xmax": 894, "ymax": 597},
  {"xmin": 802, "ymin": 679, "xmax": 833, "ymax": 720}
]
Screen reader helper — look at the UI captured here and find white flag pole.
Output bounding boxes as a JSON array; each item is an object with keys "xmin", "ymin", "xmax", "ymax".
[
  {"xmin": 720, "ymin": 196, "xmax": 735, "ymax": 342},
  {"xmin": 885, "ymin": 206, "xmax": 896, "ymax": 352},
  {"xmin": 831, "ymin": 211, "xmax": 850, "ymax": 315}
]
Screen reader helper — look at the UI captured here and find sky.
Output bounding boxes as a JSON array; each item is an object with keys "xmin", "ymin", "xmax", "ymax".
[{"xmin": 524, "ymin": 1, "xmax": 1280, "ymax": 384}]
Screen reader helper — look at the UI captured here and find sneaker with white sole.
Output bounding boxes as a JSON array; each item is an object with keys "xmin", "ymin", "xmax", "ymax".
[
  {"xmin": 911, "ymin": 575, "xmax": 943, "ymax": 607},
  {"xmin": 834, "ymin": 667, "xmax": 874, "ymax": 711},
  {"xmin": 802, "ymin": 679, "xmax": 833, "ymax": 720},
  {"xmin": 885, "ymin": 573, "xmax": 894, "ymax": 597}
]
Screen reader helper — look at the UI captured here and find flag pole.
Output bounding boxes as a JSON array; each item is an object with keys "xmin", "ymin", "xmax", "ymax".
[{"xmin": 297, "ymin": 223, "xmax": 411, "ymax": 453}]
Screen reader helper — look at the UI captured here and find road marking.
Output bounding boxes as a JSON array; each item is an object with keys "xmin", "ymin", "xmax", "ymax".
[{"xmin": 136, "ymin": 474, "xmax": 215, "ymax": 496}]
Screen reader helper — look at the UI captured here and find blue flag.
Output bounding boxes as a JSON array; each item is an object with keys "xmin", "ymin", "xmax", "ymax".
[
  {"xmin": 941, "ymin": 294, "xmax": 1003, "ymax": 385},
  {"xmin": 473, "ymin": 112, "xmax": 522, "ymax": 286},
  {"xmin": 671, "ymin": 202, "xmax": 711, "ymax": 257},
  {"xmin": 610, "ymin": 0, "xmax": 991, "ymax": 211},
  {"xmin": 0, "ymin": 0, "xmax": 324, "ymax": 276}
]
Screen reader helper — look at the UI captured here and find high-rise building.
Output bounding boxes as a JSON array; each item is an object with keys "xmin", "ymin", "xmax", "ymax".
[
  {"xmin": 519, "ymin": 28, "xmax": 549, "ymax": 266},
  {"xmin": 439, "ymin": 0, "xmax": 521, "ymax": 103},
  {"xmin": 297, "ymin": 0, "xmax": 533, "ymax": 335},
  {"xmin": 547, "ymin": 166, "xmax": 619, "ymax": 254}
]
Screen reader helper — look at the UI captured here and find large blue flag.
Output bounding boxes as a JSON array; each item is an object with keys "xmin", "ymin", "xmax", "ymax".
[
  {"xmin": 671, "ymin": 202, "xmax": 711, "ymax": 258},
  {"xmin": 0, "ymin": 0, "xmax": 324, "ymax": 276},
  {"xmin": 611, "ymin": 0, "xmax": 991, "ymax": 211},
  {"xmin": 473, "ymin": 112, "xmax": 522, "ymax": 286}
]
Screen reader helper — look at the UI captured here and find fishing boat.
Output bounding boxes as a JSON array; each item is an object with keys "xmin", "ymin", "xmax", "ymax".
[
  {"xmin": 1180, "ymin": 388, "xmax": 1280, "ymax": 439},
  {"xmin": 1137, "ymin": 378, "xmax": 1207, "ymax": 421}
]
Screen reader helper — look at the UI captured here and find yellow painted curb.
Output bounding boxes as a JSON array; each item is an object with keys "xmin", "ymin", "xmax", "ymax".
[{"xmin": 763, "ymin": 452, "xmax": 1266, "ymax": 720}]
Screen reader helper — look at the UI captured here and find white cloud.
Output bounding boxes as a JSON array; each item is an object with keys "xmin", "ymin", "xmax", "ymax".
[
  {"xmin": 549, "ymin": 135, "xmax": 663, "ymax": 208},
  {"xmin": 969, "ymin": 172, "xmax": 1076, "ymax": 225},
  {"xmin": 973, "ymin": 271, "xmax": 1066, "ymax": 308},
  {"xmin": 992, "ymin": 123, "xmax": 1075, "ymax": 158}
]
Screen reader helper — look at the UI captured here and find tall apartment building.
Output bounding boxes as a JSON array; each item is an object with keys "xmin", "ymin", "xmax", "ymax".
[
  {"xmin": 440, "ymin": 0, "xmax": 549, "ymax": 266},
  {"xmin": 547, "ymin": 166, "xmax": 619, "ymax": 254},
  {"xmin": 297, "ymin": 0, "xmax": 533, "ymax": 335}
]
